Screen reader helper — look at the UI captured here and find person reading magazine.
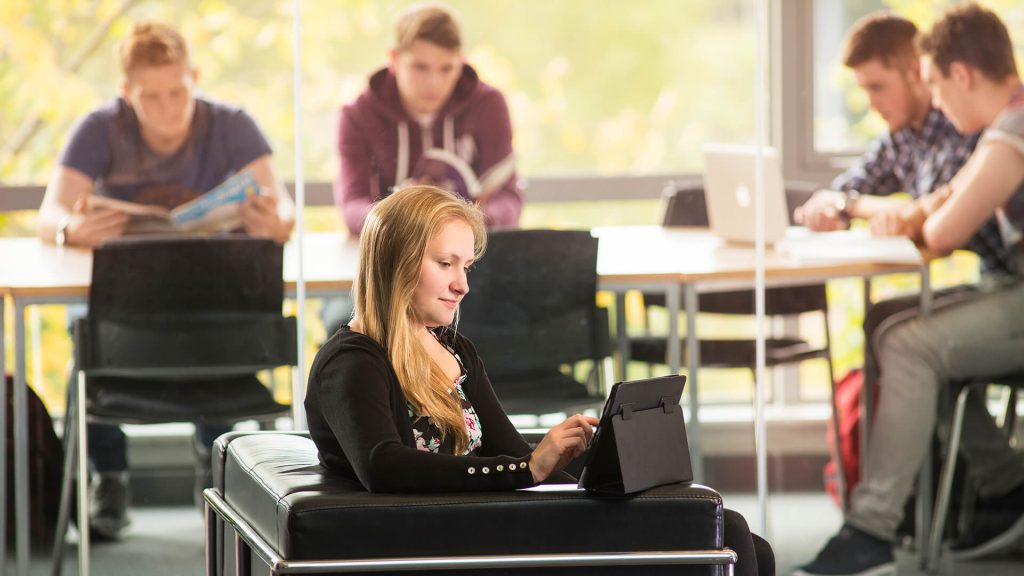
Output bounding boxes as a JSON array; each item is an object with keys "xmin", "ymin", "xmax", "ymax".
[
  {"xmin": 36, "ymin": 21, "xmax": 295, "ymax": 541},
  {"xmin": 85, "ymin": 171, "xmax": 263, "ymax": 235},
  {"xmin": 38, "ymin": 25, "xmax": 294, "ymax": 247}
]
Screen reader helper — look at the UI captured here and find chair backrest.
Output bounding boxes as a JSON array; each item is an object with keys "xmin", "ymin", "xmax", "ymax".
[
  {"xmin": 88, "ymin": 235, "xmax": 282, "ymax": 317},
  {"xmin": 456, "ymin": 229, "xmax": 604, "ymax": 378},
  {"xmin": 660, "ymin": 179, "xmax": 821, "ymax": 227},
  {"xmin": 660, "ymin": 179, "xmax": 708, "ymax": 227},
  {"xmin": 78, "ymin": 235, "xmax": 296, "ymax": 378}
]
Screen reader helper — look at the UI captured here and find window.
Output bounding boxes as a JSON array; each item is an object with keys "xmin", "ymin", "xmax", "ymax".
[
  {"xmin": 812, "ymin": 0, "xmax": 887, "ymax": 155},
  {"xmin": 1, "ymin": 0, "xmax": 772, "ymax": 414},
  {"xmin": 0, "ymin": 1, "xmax": 762, "ymax": 188},
  {"xmin": 782, "ymin": 0, "xmax": 1024, "ymax": 183}
]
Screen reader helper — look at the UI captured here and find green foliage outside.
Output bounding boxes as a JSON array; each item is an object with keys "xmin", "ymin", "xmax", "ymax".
[{"xmin": 1, "ymin": 0, "xmax": 760, "ymax": 183}]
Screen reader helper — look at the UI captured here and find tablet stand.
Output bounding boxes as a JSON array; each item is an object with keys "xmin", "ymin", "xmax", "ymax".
[{"xmin": 586, "ymin": 396, "xmax": 693, "ymax": 494}]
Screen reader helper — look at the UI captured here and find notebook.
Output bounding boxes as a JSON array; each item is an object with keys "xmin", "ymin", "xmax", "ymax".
[{"xmin": 775, "ymin": 228, "xmax": 924, "ymax": 264}]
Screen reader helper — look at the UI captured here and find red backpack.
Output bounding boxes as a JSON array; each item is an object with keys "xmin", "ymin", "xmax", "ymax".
[{"xmin": 823, "ymin": 369, "xmax": 879, "ymax": 508}]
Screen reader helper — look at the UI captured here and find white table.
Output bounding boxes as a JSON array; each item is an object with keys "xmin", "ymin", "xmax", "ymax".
[{"xmin": 1, "ymin": 227, "xmax": 925, "ymax": 575}]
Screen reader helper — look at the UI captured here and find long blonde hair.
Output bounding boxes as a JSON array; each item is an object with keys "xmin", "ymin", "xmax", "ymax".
[{"xmin": 355, "ymin": 186, "xmax": 486, "ymax": 454}]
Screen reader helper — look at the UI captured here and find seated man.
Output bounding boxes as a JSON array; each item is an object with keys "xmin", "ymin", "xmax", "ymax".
[
  {"xmin": 324, "ymin": 2, "xmax": 522, "ymax": 335},
  {"xmin": 794, "ymin": 12, "xmax": 999, "ymax": 388},
  {"xmin": 798, "ymin": 4, "xmax": 1024, "ymax": 575},
  {"xmin": 795, "ymin": 12, "xmax": 976, "ymax": 234},
  {"xmin": 37, "ymin": 21, "xmax": 295, "ymax": 540}
]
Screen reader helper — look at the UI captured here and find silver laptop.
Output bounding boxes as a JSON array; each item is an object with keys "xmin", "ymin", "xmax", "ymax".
[{"xmin": 702, "ymin": 144, "xmax": 790, "ymax": 244}]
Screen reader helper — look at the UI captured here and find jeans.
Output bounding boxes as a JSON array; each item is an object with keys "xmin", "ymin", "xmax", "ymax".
[
  {"xmin": 320, "ymin": 294, "xmax": 354, "ymax": 339},
  {"xmin": 87, "ymin": 422, "xmax": 232, "ymax": 473},
  {"xmin": 848, "ymin": 279, "xmax": 1024, "ymax": 539}
]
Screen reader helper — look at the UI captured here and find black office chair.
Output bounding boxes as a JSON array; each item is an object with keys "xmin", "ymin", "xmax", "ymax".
[
  {"xmin": 630, "ymin": 179, "xmax": 844, "ymax": 504},
  {"xmin": 51, "ymin": 235, "xmax": 297, "ymax": 576},
  {"xmin": 926, "ymin": 350, "xmax": 1024, "ymax": 571},
  {"xmin": 456, "ymin": 229, "xmax": 611, "ymax": 419},
  {"xmin": 630, "ymin": 179, "xmax": 833, "ymax": 375}
]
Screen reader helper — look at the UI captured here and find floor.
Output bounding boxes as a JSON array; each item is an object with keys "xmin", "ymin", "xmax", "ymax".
[
  {"xmin": 725, "ymin": 492, "xmax": 1024, "ymax": 575},
  {"xmin": 13, "ymin": 491, "xmax": 1020, "ymax": 575}
]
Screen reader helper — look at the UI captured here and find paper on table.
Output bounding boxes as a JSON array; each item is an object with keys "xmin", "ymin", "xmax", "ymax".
[{"xmin": 775, "ymin": 228, "xmax": 923, "ymax": 264}]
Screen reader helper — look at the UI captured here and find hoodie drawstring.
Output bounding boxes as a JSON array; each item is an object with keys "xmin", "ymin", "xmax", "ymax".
[
  {"xmin": 395, "ymin": 121, "xmax": 410, "ymax": 186},
  {"xmin": 396, "ymin": 115, "xmax": 457, "ymax": 189},
  {"xmin": 443, "ymin": 116, "xmax": 455, "ymax": 153}
]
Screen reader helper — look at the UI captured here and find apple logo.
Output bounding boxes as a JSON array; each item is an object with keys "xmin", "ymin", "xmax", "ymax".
[{"xmin": 735, "ymin": 184, "xmax": 752, "ymax": 208}]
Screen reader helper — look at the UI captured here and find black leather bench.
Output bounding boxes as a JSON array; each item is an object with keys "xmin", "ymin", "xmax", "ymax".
[{"xmin": 205, "ymin": 431, "xmax": 736, "ymax": 575}]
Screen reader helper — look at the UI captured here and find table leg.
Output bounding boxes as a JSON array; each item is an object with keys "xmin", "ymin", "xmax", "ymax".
[
  {"xmin": 13, "ymin": 299, "xmax": 29, "ymax": 575},
  {"xmin": 1, "ymin": 297, "xmax": 7, "ymax": 570},
  {"xmin": 916, "ymin": 265, "xmax": 933, "ymax": 568},
  {"xmin": 681, "ymin": 283, "xmax": 703, "ymax": 483},
  {"xmin": 860, "ymin": 277, "xmax": 873, "ymax": 492},
  {"xmin": 615, "ymin": 291, "xmax": 628, "ymax": 383},
  {"xmin": 77, "ymin": 370, "xmax": 91, "ymax": 576}
]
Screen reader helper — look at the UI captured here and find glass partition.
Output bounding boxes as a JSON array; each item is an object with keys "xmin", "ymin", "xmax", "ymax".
[{"xmin": 13, "ymin": 1, "xmax": 1024, "ymax": 572}]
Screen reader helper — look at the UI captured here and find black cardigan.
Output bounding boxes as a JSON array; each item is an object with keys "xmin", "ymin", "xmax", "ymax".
[{"xmin": 306, "ymin": 327, "xmax": 570, "ymax": 492}]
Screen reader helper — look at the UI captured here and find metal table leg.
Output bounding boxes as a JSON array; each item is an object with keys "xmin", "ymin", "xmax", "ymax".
[
  {"xmin": 615, "ymin": 291, "xmax": 628, "ymax": 383},
  {"xmin": 1, "ymin": 297, "xmax": 7, "ymax": 571},
  {"xmin": 916, "ymin": 266, "xmax": 934, "ymax": 568},
  {"xmin": 681, "ymin": 283, "xmax": 703, "ymax": 483},
  {"xmin": 13, "ymin": 299, "xmax": 30, "ymax": 575}
]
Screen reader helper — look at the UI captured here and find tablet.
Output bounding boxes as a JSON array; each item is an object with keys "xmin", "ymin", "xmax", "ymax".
[{"xmin": 577, "ymin": 374, "xmax": 687, "ymax": 492}]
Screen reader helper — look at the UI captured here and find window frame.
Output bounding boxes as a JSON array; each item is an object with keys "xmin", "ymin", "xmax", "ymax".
[{"xmin": 776, "ymin": 0, "xmax": 861, "ymax": 187}]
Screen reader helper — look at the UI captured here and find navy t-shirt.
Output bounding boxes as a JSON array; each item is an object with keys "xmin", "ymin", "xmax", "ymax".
[{"xmin": 58, "ymin": 96, "xmax": 272, "ymax": 210}]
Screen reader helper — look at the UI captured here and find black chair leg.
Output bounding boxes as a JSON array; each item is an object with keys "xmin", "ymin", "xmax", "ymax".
[
  {"xmin": 50, "ymin": 368, "xmax": 81, "ymax": 576},
  {"xmin": 926, "ymin": 384, "xmax": 972, "ymax": 572}
]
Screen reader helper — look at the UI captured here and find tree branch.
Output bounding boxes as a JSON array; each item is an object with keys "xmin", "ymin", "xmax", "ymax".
[{"xmin": 0, "ymin": 0, "xmax": 142, "ymax": 174}]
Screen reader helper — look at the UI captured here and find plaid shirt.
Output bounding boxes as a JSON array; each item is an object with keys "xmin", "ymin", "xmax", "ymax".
[{"xmin": 833, "ymin": 107, "xmax": 1011, "ymax": 273}]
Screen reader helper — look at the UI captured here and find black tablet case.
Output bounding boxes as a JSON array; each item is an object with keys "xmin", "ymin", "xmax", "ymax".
[{"xmin": 578, "ymin": 375, "xmax": 693, "ymax": 494}]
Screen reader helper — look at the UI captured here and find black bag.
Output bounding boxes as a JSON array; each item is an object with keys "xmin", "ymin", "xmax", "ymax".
[
  {"xmin": 4, "ymin": 374, "xmax": 64, "ymax": 549},
  {"xmin": 578, "ymin": 375, "xmax": 692, "ymax": 494}
]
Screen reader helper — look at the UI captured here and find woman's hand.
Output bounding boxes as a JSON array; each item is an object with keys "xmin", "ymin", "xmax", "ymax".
[{"xmin": 529, "ymin": 414, "xmax": 600, "ymax": 483}]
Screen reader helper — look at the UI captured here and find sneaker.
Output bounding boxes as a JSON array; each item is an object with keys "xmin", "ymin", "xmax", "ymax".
[
  {"xmin": 89, "ymin": 472, "xmax": 131, "ymax": 541},
  {"xmin": 950, "ymin": 509, "xmax": 1024, "ymax": 560},
  {"xmin": 793, "ymin": 524, "xmax": 895, "ymax": 576}
]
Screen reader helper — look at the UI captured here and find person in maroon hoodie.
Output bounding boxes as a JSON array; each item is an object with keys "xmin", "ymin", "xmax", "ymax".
[
  {"xmin": 335, "ymin": 2, "xmax": 522, "ymax": 236},
  {"xmin": 324, "ymin": 2, "xmax": 523, "ymax": 336}
]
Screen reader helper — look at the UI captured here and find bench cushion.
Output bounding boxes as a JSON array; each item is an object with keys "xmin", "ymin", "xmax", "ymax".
[{"xmin": 219, "ymin": 432, "xmax": 724, "ymax": 561}]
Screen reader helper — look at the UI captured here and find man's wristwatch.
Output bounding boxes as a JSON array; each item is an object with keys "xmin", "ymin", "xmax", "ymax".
[
  {"xmin": 55, "ymin": 215, "xmax": 71, "ymax": 247},
  {"xmin": 835, "ymin": 191, "xmax": 860, "ymax": 220}
]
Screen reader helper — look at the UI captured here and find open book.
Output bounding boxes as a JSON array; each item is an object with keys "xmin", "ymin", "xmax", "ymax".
[
  {"xmin": 407, "ymin": 148, "xmax": 515, "ymax": 199},
  {"xmin": 88, "ymin": 172, "xmax": 260, "ymax": 235}
]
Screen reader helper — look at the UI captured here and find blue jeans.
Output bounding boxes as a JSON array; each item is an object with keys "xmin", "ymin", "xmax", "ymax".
[{"xmin": 849, "ymin": 279, "xmax": 1024, "ymax": 539}]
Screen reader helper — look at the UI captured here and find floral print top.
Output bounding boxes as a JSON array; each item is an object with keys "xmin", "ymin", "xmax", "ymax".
[{"xmin": 407, "ymin": 334, "xmax": 484, "ymax": 455}]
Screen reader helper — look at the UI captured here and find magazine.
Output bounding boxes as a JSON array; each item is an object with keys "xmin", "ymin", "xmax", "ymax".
[
  {"xmin": 87, "ymin": 171, "xmax": 261, "ymax": 234},
  {"xmin": 407, "ymin": 148, "xmax": 515, "ymax": 200}
]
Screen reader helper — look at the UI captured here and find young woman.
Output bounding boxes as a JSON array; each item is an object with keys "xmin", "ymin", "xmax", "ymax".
[{"xmin": 305, "ymin": 185, "xmax": 774, "ymax": 574}]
